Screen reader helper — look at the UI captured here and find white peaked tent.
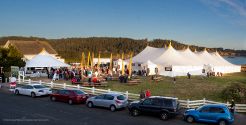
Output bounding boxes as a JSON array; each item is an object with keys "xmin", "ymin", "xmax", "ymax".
[
  {"xmin": 130, "ymin": 44, "xmax": 241, "ymax": 77},
  {"xmin": 132, "ymin": 46, "xmax": 165, "ymax": 63},
  {"xmin": 131, "ymin": 46, "xmax": 165, "ymax": 73},
  {"xmin": 142, "ymin": 60, "xmax": 158, "ymax": 75},
  {"xmin": 153, "ymin": 44, "xmax": 203, "ymax": 76},
  {"xmin": 25, "ymin": 50, "xmax": 70, "ymax": 68},
  {"xmin": 210, "ymin": 51, "xmax": 241, "ymax": 73}
]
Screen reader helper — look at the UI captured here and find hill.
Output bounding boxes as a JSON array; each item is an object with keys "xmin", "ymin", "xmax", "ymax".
[{"xmin": 0, "ymin": 36, "xmax": 245, "ymax": 62}]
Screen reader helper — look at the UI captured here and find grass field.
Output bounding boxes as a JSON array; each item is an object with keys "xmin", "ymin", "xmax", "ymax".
[
  {"xmin": 30, "ymin": 72, "xmax": 246, "ymax": 102},
  {"xmin": 104, "ymin": 72, "xmax": 246, "ymax": 101}
]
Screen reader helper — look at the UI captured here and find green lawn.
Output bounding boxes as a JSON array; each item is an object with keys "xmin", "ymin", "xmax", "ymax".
[
  {"xmin": 103, "ymin": 72, "xmax": 246, "ymax": 101},
  {"xmin": 30, "ymin": 72, "xmax": 246, "ymax": 102}
]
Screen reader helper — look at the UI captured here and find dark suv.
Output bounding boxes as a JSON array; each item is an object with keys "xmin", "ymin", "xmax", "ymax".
[{"xmin": 128, "ymin": 96, "xmax": 180, "ymax": 120}]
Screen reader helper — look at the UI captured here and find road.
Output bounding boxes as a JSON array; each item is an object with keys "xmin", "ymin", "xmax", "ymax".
[{"xmin": 0, "ymin": 85, "xmax": 245, "ymax": 125}]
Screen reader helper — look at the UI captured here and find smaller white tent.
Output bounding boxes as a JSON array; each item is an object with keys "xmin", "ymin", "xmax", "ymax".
[
  {"xmin": 141, "ymin": 60, "xmax": 158, "ymax": 75},
  {"xmin": 25, "ymin": 50, "xmax": 70, "ymax": 68}
]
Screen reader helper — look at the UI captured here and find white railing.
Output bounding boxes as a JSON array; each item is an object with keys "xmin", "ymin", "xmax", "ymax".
[
  {"xmin": 16, "ymin": 78, "xmax": 246, "ymax": 113},
  {"xmin": 178, "ymin": 99, "xmax": 246, "ymax": 113}
]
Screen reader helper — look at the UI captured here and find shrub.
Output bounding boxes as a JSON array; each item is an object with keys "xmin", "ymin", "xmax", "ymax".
[{"xmin": 221, "ymin": 83, "xmax": 246, "ymax": 103}]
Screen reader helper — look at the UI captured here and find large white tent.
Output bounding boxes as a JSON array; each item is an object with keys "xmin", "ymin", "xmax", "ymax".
[
  {"xmin": 130, "ymin": 44, "xmax": 241, "ymax": 77},
  {"xmin": 153, "ymin": 44, "xmax": 204, "ymax": 76},
  {"xmin": 25, "ymin": 50, "xmax": 70, "ymax": 68},
  {"xmin": 131, "ymin": 46, "xmax": 165, "ymax": 73}
]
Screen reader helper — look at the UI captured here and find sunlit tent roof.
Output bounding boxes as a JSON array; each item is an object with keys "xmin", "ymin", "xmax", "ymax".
[
  {"xmin": 132, "ymin": 46, "xmax": 165, "ymax": 63},
  {"xmin": 195, "ymin": 49, "xmax": 222, "ymax": 66},
  {"xmin": 25, "ymin": 49, "xmax": 70, "ymax": 68},
  {"xmin": 178, "ymin": 47, "xmax": 204, "ymax": 66},
  {"xmin": 210, "ymin": 51, "xmax": 235, "ymax": 66},
  {"xmin": 153, "ymin": 43, "xmax": 194, "ymax": 66}
]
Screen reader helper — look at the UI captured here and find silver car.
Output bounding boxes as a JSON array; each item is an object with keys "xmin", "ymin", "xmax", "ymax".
[{"xmin": 86, "ymin": 93, "xmax": 128, "ymax": 112}]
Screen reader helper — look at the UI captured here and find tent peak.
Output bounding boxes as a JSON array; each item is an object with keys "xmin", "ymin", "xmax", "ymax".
[
  {"xmin": 168, "ymin": 41, "xmax": 172, "ymax": 48},
  {"xmin": 194, "ymin": 48, "xmax": 197, "ymax": 52},
  {"xmin": 39, "ymin": 48, "xmax": 50, "ymax": 55}
]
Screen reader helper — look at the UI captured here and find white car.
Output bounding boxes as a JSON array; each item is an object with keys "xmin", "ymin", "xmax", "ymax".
[{"xmin": 14, "ymin": 84, "xmax": 52, "ymax": 98}]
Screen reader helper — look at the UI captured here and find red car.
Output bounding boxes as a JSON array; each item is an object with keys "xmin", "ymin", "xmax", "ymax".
[{"xmin": 50, "ymin": 89, "xmax": 89, "ymax": 105}]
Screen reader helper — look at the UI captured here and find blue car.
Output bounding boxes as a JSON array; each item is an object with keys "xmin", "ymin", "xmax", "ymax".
[{"xmin": 183, "ymin": 104, "xmax": 234, "ymax": 125}]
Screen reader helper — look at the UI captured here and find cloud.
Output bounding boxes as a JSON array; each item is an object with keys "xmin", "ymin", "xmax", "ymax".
[
  {"xmin": 201, "ymin": 0, "xmax": 246, "ymax": 27},
  {"xmin": 217, "ymin": 0, "xmax": 246, "ymax": 17}
]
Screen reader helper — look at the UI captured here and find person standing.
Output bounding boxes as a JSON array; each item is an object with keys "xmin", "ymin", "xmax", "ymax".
[
  {"xmin": 230, "ymin": 99, "xmax": 236, "ymax": 114},
  {"xmin": 145, "ymin": 89, "xmax": 151, "ymax": 98},
  {"xmin": 139, "ymin": 89, "xmax": 145, "ymax": 99}
]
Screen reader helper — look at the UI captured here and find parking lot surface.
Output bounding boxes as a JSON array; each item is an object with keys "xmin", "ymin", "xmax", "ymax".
[{"xmin": 0, "ymin": 85, "xmax": 245, "ymax": 125}]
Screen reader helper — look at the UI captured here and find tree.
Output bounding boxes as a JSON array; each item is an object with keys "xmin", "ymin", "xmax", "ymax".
[{"xmin": 0, "ymin": 46, "xmax": 25, "ymax": 72}]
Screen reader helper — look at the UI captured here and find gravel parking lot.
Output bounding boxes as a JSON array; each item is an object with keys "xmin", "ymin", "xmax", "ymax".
[{"xmin": 0, "ymin": 85, "xmax": 245, "ymax": 125}]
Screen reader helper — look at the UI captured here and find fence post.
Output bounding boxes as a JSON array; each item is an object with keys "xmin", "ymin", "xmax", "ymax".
[
  {"xmin": 187, "ymin": 99, "xmax": 190, "ymax": 109},
  {"xmin": 108, "ymin": 89, "xmax": 111, "ymax": 93},
  {"xmin": 77, "ymin": 84, "xmax": 80, "ymax": 89},
  {"xmin": 28, "ymin": 79, "xmax": 31, "ymax": 84},
  {"xmin": 50, "ymin": 81, "xmax": 53, "ymax": 88},
  {"xmin": 226, "ymin": 101, "xmax": 229, "ymax": 106},
  {"xmin": 63, "ymin": 83, "xmax": 66, "ymax": 89},
  {"xmin": 39, "ymin": 80, "xmax": 42, "ymax": 85},
  {"xmin": 203, "ymin": 98, "xmax": 206, "ymax": 105},
  {"xmin": 18, "ymin": 73, "xmax": 21, "ymax": 84},
  {"xmin": 125, "ymin": 91, "xmax": 129, "ymax": 100},
  {"xmin": 92, "ymin": 87, "xmax": 95, "ymax": 95}
]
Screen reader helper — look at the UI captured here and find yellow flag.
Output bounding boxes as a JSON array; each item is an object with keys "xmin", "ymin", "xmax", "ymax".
[
  {"xmin": 97, "ymin": 53, "xmax": 101, "ymax": 68},
  {"xmin": 109, "ymin": 53, "xmax": 113, "ymax": 70},
  {"xmin": 91, "ymin": 52, "xmax": 94, "ymax": 68},
  {"xmin": 129, "ymin": 52, "xmax": 133, "ymax": 76},
  {"xmin": 121, "ymin": 53, "xmax": 124, "ymax": 75},
  {"xmin": 87, "ymin": 51, "xmax": 91, "ymax": 67},
  {"xmin": 81, "ymin": 52, "xmax": 85, "ymax": 69}
]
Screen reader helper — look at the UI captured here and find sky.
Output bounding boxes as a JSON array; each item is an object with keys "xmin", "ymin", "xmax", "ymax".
[{"xmin": 0, "ymin": 0, "xmax": 245, "ymax": 50}]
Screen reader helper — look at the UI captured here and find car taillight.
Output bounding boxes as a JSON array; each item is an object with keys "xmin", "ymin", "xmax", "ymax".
[{"xmin": 115, "ymin": 100, "xmax": 121, "ymax": 104}]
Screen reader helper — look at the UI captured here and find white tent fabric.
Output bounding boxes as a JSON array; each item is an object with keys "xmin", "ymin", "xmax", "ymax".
[
  {"xmin": 210, "ymin": 52, "xmax": 241, "ymax": 73},
  {"xmin": 132, "ymin": 46, "xmax": 165, "ymax": 63},
  {"xmin": 25, "ymin": 50, "xmax": 70, "ymax": 68},
  {"xmin": 142, "ymin": 60, "xmax": 158, "ymax": 75},
  {"xmin": 131, "ymin": 45, "xmax": 241, "ymax": 77}
]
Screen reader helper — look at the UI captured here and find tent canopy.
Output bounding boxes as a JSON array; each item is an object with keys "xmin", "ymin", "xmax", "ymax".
[{"xmin": 25, "ymin": 50, "xmax": 70, "ymax": 68}]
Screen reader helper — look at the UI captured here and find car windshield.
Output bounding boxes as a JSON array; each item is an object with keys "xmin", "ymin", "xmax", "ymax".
[
  {"xmin": 73, "ymin": 90, "xmax": 85, "ymax": 95},
  {"xmin": 117, "ymin": 95, "xmax": 125, "ymax": 100},
  {"xmin": 33, "ymin": 85, "xmax": 46, "ymax": 89},
  {"xmin": 197, "ymin": 105, "xmax": 205, "ymax": 111}
]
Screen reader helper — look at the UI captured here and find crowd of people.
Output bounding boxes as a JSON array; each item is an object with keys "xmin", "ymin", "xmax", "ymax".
[{"xmin": 46, "ymin": 66, "xmax": 113, "ymax": 84}]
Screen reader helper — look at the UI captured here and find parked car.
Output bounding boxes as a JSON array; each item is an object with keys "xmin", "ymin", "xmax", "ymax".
[
  {"xmin": 50, "ymin": 89, "xmax": 89, "ymax": 105},
  {"xmin": 86, "ymin": 93, "xmax": 128, "ymax": 112},
  {"xmin": 14, "ymin": 84, "xmax": 52, "ymax": 97},
  {"xmin": 183, "ymin": 104, "xmax": 234, "ymax": 125},
  {"xmin": 128, "ymin": 96, "xmax": 180, "ymax": 120}
]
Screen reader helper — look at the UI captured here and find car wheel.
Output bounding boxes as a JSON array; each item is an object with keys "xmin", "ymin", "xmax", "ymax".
[
  {"xmin": 51, "ymin": 96, "xmax": 56, "ymax": 101},
  {"xmin": 131, "ymin": 109, "xmax": 140, "ymax": 116},
  {"xmin": 31, "ymin": 92, "xmax": 36, "ymax": 98},
  {"xmin": 110, "ymin": 105, "xmax": 116, "ymax": 112},
  {"xmin": 87, "ymin": 102, "xmax": 93, "ymax": 108},
  {"xmin": 15, "ymin": 90, "xmax": 19, "ymax": 95},
  {"xmin": 160, "ymin": 112, "xmax": 169, "ymax": 120},
  {"xmin": 218, "ymin": 120, "xmax": 227, "ymax": 125},
  {"xmin": 186, "ymin": 116, "xmax": 194, "ymax": 123},
  {"xmin": 68, "ymin": 99, "xmax": 73, "ymax": 105}
]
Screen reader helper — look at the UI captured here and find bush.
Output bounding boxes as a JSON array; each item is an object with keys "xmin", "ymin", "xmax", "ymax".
[{"xmin": 221, "ymin": 83, "xmax": 246, "ymax": 103}]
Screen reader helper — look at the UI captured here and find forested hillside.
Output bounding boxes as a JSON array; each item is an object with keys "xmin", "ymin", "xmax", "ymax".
[{"xmin": 0, "ymin": 36, "xmax": 245, "ymax": 62}]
